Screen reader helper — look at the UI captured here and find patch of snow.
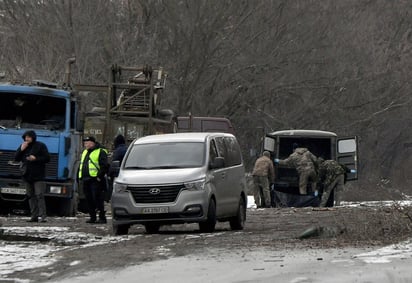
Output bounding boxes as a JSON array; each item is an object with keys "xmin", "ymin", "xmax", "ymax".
[
  {"xmin": 0, "ymin": 226, "xmax": 137, "ymax": 281},
  {"xmin": 0, "ymin": 242, "xmax": 58, "ymax": 276},
  {"xmin": 355, "ymin": 239, "xmax": 412, "ymax": 263}
]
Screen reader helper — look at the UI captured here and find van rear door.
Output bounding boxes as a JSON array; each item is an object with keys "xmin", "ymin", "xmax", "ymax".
[{"xmin": 337, "ymin": 136, "xmax": 358, "ymax": 181}]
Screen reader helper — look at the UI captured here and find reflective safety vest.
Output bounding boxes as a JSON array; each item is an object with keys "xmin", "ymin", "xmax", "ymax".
[{"xmin": 78, "ymin": 148, "xmax": 107, "ymax": 179}]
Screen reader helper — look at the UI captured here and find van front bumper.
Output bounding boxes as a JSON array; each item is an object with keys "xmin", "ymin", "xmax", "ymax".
[{"xmin": 111, "ymin": 189, "xmax": 210, "ymax": 225}]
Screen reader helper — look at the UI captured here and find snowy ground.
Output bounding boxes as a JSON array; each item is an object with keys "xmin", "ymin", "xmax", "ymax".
[
  {"xmin": 0, "ymin": 224, "xmax": 137, "ymax": 282},
  {"xmin": 1, "ymin": 197, "xmax": 412, "ymax": 282}
]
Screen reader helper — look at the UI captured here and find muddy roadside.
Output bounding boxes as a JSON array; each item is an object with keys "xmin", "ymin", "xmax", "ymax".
[{"xmin": 1, "ymin": 204, "xmax": 412, "ymax": 282}]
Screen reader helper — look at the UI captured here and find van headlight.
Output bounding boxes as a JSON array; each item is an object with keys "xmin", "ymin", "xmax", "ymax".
[
  {"xmin": 184, "ymin": 178, "xmax": 206, "ymax": 191},
  {"xmin": 113, "ymin": 182, "xmax": 128, "ymax": 193}
]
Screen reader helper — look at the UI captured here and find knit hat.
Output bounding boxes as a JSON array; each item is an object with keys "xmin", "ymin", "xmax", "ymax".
[{"xmin": 114, "ymin": 134, "xmax": 126, "ymax": 147}]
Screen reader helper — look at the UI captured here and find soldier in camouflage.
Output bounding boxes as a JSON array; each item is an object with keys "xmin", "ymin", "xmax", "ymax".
[
  {"xmin": 275, "ymin": 147, "xmax": 317, "ymax": 195},
  {"xmin": 317, "ymin": 158, "xmax": 346, "ymax": 207},
  {"xmin": 252, "ymin": 151, "xmax": 275, "ymax": 208}
]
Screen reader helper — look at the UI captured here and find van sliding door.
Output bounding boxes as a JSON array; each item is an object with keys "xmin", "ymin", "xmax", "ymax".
[{"xmin": 337, "ymin": 136, "xmax": 358, "ymax": 181}]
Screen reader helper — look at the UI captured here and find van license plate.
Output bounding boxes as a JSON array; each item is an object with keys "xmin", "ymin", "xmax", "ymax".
[
  {"xmin": 1, "ymin": 187, "xmax": 26, "ymax": 195},
  {"xmin": 142, "ymin": 207, "xmax": 169, "ymax": 214}
]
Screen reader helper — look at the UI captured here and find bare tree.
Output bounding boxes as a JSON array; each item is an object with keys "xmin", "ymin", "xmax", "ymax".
[{"xmin": 2, "ymin": 0, "xmax": 412, "ymax": 197}]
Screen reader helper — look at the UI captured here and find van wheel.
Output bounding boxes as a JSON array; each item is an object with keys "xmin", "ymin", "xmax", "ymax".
[
  {"xmin": 199, "ymin": 199, "xmax": 216, "ymax": 233},
  {"xmin": 113, "ymin": 223, "xmax": 129, "ymax": 235},
  {"xmin": 144, "ymin": 223, "xmax": 160, "ymax": 234},
  {"xmin": 229, "ymin": 197, "xmax": 246, "ymax": 230}
]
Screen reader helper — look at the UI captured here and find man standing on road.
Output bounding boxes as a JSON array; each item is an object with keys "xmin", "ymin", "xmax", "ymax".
[
  {"xmin": 317, "ymin": 158, "xmax": 346, "ymax": 207},
  {"xmin": 108, "ymin": 134, "xmax": 127, "ymax": 179},
  {"xmin": 15, "ymin": 130, "xmax": 50, "ymax": 223},
  {"xmin": 275, "ymin": 146, "xmax": 317, "ymax": 195},
  {"xmin": 252, "ymin": 151, "xmax": 275, "ymax": 208},
  {"xmin": 107, "ymin": 134, "xmax": 128, "ymax": 202},
  {"xmin": 78, "ymin": 136, "xmax": 109, "ymax": 224}
]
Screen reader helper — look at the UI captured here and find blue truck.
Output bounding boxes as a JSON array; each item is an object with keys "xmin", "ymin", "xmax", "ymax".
[
  {"xmin": 0, "ymin": 63, "xmax": 176, "ymax": 216},
  {"xmin": 0, "ymin": 81, "xmax": 83, "ymax": 216}
]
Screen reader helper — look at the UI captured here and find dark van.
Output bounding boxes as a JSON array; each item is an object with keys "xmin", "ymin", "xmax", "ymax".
[
  {"xmin": 262, "ymin": 129, "xmax": 358, "ymax": 207},
  {"xmin": 177, "ymin": 116, "xmax": 235, "ymax": 135}
]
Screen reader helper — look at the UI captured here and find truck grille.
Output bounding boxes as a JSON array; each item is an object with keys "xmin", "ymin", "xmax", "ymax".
[
  {"xmin": 0, "ymin": 150, "xmax": 58, "ymax": 178},
  {"xmin": 127, "ymin": 185, "xmax": 184, "ymax": 203}
]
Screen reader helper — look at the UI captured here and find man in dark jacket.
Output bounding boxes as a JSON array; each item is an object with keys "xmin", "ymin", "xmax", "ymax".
[
  {"xmin": 108, "ymin": 134, "xmax": 127, "ymax": 178},
  {"xmin": 15, "ymin": 130, "xmax": 50, "ymax": 222},
  {"xmin": 106, "ymin": 134, "xmax": 127, "ymax": 202},
  {"xmin": 78, "ymin": 136, "xmax": 109, "ymax": 224}
]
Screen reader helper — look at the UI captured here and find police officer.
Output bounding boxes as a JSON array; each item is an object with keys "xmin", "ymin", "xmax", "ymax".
[
  {"xmin": 78, "ymin": 136, "xmax": 109, "ymax": 223},
  {"xmin": 317, "ymin": 158, "xmax": 346, "ymax": 207}
]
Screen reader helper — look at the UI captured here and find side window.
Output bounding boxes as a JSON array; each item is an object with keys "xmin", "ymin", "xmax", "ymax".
[
  {"xmin": 209, "ymin": 140, "xmax": 218, "ymax": 162},
  {"xmin": 224, "ymin": 137, "xmax": 242, "ymax": 166},
  {"xmin": 214, "ymin": 137, "xmax": 226, "ymax": 164}
]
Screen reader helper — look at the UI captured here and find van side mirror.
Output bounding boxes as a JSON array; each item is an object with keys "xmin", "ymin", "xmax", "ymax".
[{"xmin": 210, "ymin": 157, "xmax": 225, "ymax": 169}]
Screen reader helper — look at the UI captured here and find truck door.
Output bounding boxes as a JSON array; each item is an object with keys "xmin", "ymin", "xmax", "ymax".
[
  {"xmin": 337, "ymin": 136, "xmax": 358, "ymax": 181},
  {"xmin": 263, "ymin": 136, "xmax": 276, "ymax": 153}
]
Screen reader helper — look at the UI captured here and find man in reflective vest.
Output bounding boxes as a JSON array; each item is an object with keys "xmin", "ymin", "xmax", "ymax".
[{"xmin": 78, "ymin": 136, "xmax": 109, "ymax": 224}]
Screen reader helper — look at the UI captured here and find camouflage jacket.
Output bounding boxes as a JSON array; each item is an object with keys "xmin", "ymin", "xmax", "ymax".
[
  {"xmin": 252, "ymin": 155, "xmax": 275, "ymax": 182},
  {"xmin": 279, "ymin": 147, "xmax": 317, "ymax": 174},
  {"xmin": 318, "ymin": 160, "xmax": 345, "ymax": 185}
]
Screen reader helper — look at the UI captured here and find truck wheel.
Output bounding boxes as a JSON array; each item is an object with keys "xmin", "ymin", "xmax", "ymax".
[
  {"xmin": 199, "ymin": 199, "xmax": 216, "ymax": 233},
  {"xmin": 144, "ymin": 223, "xmax": 160, "ymax": 234},
  {"xmin": 113, "ymin": 223, "xmax": 129, "ymax": 235},
  {"xmin": 229, "ymin": 197, "xmax": 246, "ymax": 230}
]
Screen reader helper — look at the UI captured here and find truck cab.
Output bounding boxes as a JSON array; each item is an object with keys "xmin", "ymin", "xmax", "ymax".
[
  {"xmin": 0, "ymin": 82, "xmax": 82, "ymax": 216},
  {"xmin": 263, "ymin": 129, "xmax": 358, "ymax": 207}
]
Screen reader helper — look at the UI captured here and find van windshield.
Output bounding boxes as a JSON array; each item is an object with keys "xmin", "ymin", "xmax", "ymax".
[{"xmin": 124, "ymin": 142, "xmax": 205, "ymax": 169}]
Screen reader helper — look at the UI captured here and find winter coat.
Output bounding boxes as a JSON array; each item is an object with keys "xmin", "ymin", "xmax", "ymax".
[
  {"xmin": 252, "ymin": 155, "xmax": 275, "ymax": 183},
  {"xmin": 78, "ymin": 143, "xmax": 109, "ymax": 181},
  {"xmin": 112, "ymin": 144, "xmax": 127, "ymax": 164},
  {"xmin": 108, "ymin": 143, "xmax": 127, "ymax": 178},
  {"xmin": 15, "ymin": 132, "xmax": 50, "ymax": 182},
  {"xmin": 279, "ymin": 147, "xmax": 317, "ymax": 174},
  {"xmin": 318, "ymin": 160, "xmax": 346, "ymax": 185}
]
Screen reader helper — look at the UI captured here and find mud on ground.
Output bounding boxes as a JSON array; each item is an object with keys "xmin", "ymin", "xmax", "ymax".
[{"xmin": 1, "ymin": 204, "xmax": 412, "ymax": 282}]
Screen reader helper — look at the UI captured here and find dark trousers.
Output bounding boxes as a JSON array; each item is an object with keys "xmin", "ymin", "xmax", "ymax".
[
  {"xmin": 82, "ymin": 179, "xmax": 105, "ymax": 220},
  {"xmin": 25, "ymin": 180, "xmax": 47, "ymax": 219}
]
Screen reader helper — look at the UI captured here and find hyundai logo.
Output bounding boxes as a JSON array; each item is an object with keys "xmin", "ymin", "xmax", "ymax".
[{"xmin": 148, "ymin": 188, "xmax": 161, "ymax": 195}]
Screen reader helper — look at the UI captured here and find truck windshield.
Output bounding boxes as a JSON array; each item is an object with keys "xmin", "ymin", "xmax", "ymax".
[
  {"xmin": 0, "ymin": 92, "xmax": 66, "ymax": 130},
  {"xmin": 124, "ymin": 142, "xmax": 205, "ymax": 169}
]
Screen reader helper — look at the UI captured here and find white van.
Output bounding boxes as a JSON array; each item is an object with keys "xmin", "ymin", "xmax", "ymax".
[{"xmin": 111, "ymin": 132, "xmax": 247, "ymax": 235}]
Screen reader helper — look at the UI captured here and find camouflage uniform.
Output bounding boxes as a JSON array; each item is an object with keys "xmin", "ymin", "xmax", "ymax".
[
  {"xmin": 279, "ymin": 147, "xmax": 317, "ymax": 195},
  {"xmin": 318, "ymin": 160, "xmax": 345, "ymax": 207},
  {"xmin": 252, "ymin": 152, "xmax": 275, "ymax": 208}
]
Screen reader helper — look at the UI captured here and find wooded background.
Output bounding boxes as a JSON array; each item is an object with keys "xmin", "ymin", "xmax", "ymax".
[{"xmin": 1, "ymin": 0, "xmax": 412, "ymax": 200}]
